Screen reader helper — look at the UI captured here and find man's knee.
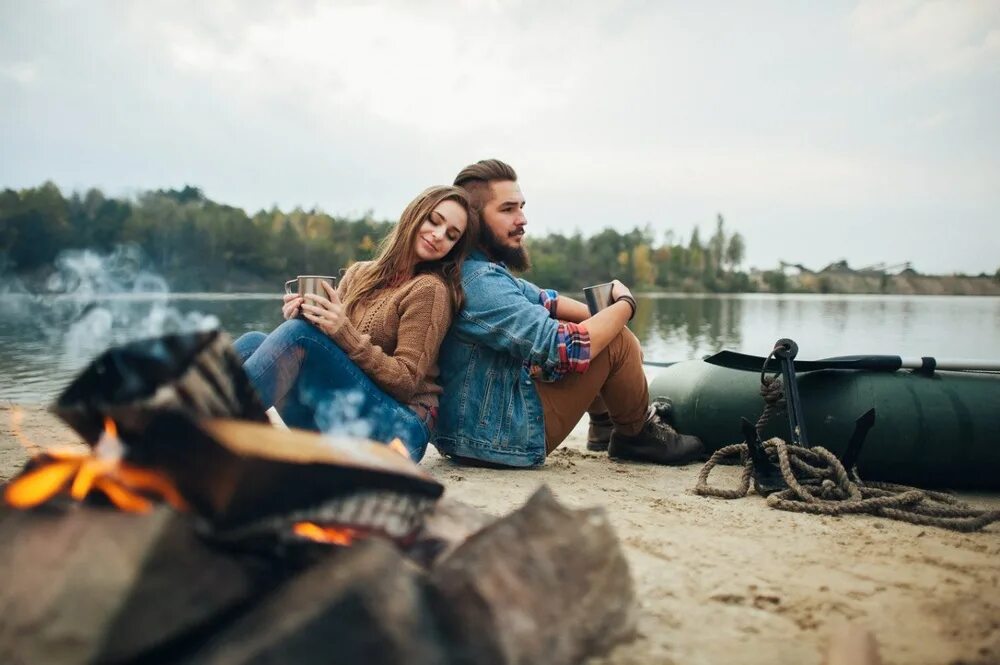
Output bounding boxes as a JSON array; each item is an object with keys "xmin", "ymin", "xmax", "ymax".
[{"xmin": 610, "ymin": 326, "xmax": 642, "ymax": 357}]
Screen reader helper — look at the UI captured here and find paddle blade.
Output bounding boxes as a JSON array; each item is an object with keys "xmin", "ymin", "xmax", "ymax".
[{"xmin": 702, "ymin": 351, "xmax": 897, "ymax": 373}]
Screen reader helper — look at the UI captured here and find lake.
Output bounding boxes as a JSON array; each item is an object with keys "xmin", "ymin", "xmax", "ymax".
[{"xmin": 2, "ymin": 292, "xmax": 999, "ymax": 404}]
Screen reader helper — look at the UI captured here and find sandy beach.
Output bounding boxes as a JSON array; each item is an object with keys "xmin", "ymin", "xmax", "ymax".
[{"xmin": 2, "ymin": 403, "xmax": 998, "ymax": 665}]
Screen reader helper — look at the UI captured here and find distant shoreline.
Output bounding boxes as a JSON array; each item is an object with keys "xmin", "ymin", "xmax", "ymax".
[
  {"xmin": 749, "ymin": 271, "xmax": 1000, "ymax": 296},
  {"xmin": 7, "ymin": 274, "xmax": 999, "ymax": 298}
]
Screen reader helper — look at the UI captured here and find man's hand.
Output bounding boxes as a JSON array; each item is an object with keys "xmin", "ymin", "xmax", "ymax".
[
  {"xmin": 300, "ymin": 280, "xmax": 346, "ymax": 336},
  {"xmin": 610, "ymin": 280, "xmax": 634, "ymax": 302}
]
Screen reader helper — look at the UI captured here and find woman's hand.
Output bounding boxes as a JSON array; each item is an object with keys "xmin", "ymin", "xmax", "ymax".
[
  {"xmin": 282, "ymin": 293, "xmax": 304, "ymax": 320},
  {"xmin": 300, "ymin": 280, "xmax": 346, "ymax": 336}
]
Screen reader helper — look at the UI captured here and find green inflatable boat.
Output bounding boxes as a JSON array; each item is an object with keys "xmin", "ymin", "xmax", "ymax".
[{"xmin": 648, "ymin": 352, "xmax": 1000, "ymax": 490}]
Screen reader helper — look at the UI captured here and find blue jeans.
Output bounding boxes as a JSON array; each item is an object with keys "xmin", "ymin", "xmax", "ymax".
[{"xmin": 233, "ymin": 319, "xmax": 431, "ymax": 461}]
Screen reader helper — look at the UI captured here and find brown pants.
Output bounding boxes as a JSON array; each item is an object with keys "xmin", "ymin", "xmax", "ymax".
[{"xmin": 535, "ymin": 328, "xmax": 650, "ymax": 454}]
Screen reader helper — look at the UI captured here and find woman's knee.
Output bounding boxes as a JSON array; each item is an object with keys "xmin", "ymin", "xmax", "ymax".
[
  {"xmin": 233, "ymin": 331, "xmax": 267, "ymax": 361},
  {"xmin": 275, "ymin": 317, "xmax": 315, "ymax": 338}
]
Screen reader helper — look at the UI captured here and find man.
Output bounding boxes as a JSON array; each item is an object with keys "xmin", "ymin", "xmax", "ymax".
[{"xmin": 433, "ymin": 159, "xmax": 703, "ymax": 467}]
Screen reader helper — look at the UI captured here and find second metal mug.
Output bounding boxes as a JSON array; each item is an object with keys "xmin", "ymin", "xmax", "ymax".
[{"xmin": 583, "ymin": 282, "xmax": 615, "ymax": 315}]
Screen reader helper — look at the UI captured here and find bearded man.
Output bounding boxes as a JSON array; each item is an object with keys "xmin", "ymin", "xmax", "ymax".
[{"xmin": 432, "ymin": 159, "xmax": 703, "ymax": 467}]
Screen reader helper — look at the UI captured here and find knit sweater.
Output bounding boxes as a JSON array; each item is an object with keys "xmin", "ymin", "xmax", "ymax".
[{"xmin": 331, "ymin": 261, "xmax": 453, "ymax": 424}]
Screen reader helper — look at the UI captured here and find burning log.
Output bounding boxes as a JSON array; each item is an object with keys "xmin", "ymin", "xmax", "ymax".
[
  {"xmin": 52, "ymin": 330, "xmax": 267, "ymax": 447},
  {"xmin": 428, "ymin": 486, "xmax": 637, "ymax": 665},
  {"xmin": 0, "ymin": 504, "xmax": 271, "ymax": 665},
  {"xmin": 137, "ymin": 415, "xmax": 444, "ymax": 540}
]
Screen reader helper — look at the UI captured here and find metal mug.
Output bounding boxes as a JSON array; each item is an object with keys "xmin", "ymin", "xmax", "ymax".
[
  {"xmin": 284, "ymin": 275, "xmax": 337, "ymax": 300},
  {"xmin": 583, "ymin": 282, "xmax": 615, "ymax": 315}
]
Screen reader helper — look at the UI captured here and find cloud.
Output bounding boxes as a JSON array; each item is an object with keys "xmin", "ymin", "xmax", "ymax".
[
  {"xmin": 850, "ymin": 0, "xmax": 1000, "ymax": 77},
  {"xmin": 0, "ymin": 61, "xmax": 38, "ymax": 84},
  {"xmin": 143, "ymin": 3, "xmax": 581, "ymax": 134}
]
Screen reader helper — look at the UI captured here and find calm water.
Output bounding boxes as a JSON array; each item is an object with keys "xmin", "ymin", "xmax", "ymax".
[{"xmin": 2, "ymin": 292, "xmax": 999, "ymax": 404}]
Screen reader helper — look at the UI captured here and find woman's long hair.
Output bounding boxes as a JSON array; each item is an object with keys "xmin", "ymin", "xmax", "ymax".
[{"xmin": 341, "ymin": 185, "xmax": 477, "ymax": 317}]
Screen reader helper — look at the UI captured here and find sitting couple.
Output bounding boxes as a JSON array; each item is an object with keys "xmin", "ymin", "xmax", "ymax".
[{"xmin": 235, "ymin": 160, "xmax": 703, "ymax": 466}]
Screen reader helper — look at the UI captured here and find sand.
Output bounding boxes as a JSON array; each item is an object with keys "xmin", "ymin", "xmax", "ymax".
[{"xmin": 2, "ymin": 403, "xmax": 998, "ymax": 665}]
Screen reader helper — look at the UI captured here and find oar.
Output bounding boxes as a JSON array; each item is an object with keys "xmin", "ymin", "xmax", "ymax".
[{"xmin": 702, "ymin": 350, "xmax": 1000, "ymax": 373}]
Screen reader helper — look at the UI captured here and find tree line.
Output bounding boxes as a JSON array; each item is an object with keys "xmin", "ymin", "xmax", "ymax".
[{"xmin": 1, "ymin": 182, "xmax": 750, "ymax": 292}]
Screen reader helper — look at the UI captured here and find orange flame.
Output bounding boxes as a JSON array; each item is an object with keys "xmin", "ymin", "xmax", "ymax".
[
  {"xmin": 387, "ymin": 437, "xmax": 410, "ymax": 459},
  {"xmin": 103, "ymin": 416, "xmax": 118, "ymax": 439},
  {"xmin": 3, "ymin": 418, "xmax": 188, "ymax": 514},
  {"xmin": 292, "ymin": 522, "xmax": 360, "ymax": 546}
]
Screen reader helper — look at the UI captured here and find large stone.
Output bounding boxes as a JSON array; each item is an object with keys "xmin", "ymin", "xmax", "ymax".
[
  {"xmin": 429, "ymin": 486, "xmax": 637, "ymax": 665},
  {"xmin": 189, "ymin": 538, "xmax": 448, "ymax": 665},
  {"xmin": 0, "ymin": 504, "xmax": 266, "ymax": 665}
]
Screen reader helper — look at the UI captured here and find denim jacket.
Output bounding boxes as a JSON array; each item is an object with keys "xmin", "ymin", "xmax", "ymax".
[{"xmin": 434, "ymin": 250, "xmax": 565, "ymax": 466}]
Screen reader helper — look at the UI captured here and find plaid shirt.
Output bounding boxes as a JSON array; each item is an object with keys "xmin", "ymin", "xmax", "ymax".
[{"xmin": 532, "ymin": 289, "xmax": 591, "ymax": 382}]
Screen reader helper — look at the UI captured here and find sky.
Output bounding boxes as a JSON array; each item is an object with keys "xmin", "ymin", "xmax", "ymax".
[{"xmin": 1, "ymin": 0, "xmax": 998, "ymax": 275}]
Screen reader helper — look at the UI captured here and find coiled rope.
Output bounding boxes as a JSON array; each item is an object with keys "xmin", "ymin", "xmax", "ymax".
[{"xmin": 693, "ymin": 376, "xmax": 1000, "ymax": 532}]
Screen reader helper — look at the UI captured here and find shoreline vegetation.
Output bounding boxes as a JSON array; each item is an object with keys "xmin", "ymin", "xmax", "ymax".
[{"xmin": 3, "ymin": 182, "xmax": 999, "ymax": 296}]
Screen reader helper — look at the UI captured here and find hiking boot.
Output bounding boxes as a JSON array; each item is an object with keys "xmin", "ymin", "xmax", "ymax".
[
  {"xmin": 586, "ymin": 413, "xmax": 613, "ymax": 452},
  {"xmin": 607, "ymin": 401, "xmax": 705, "ymax": 465}
]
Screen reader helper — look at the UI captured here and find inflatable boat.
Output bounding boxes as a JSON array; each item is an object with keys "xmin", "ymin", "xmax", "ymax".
[{"xmin": 647, "ymin": 349, "xmax": 1000, "ymax": 490}]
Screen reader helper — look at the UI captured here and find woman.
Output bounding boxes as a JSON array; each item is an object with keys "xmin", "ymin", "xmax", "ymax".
[{"xmin": 234, "ymin": 185, "xmax": 474, "ymax": 461}]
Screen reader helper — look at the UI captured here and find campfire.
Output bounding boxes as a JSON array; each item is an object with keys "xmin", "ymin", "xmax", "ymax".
[
  {"xmin": 6, "ymin": 417, "xmax": 188, "ymax": 513},
  {"xmin": 0, "ymin": 331, "xmax": 636, "ymax": 665}
]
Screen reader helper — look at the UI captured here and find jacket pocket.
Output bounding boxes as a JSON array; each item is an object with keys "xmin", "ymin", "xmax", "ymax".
[{"xmin": 477, "ymin": 369, "xmax": 496, "ymax": 427}]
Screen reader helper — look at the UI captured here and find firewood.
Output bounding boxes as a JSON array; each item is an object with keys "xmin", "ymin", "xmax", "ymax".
[
  {"xmin": 137, "ymin": 415, "xmax": 444, "ymax": 537},
  {"xmin": 189, "ymin": 539, "xmax": 449, "ymax": 665},
  {"xmin": 53, "ymin": 330, "xmax": 267, "ymax": 447},
  {"xmin": 428, "ymin": 486, "xmax": 637, "ymax": 665},
  {"xmin": 0, "ymin": 504, "xmax": 269, "ymax": 665}
]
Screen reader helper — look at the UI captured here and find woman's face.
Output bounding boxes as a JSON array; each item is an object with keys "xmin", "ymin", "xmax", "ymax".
[{"xmin": 413, "ymin": 199, "xmax": 468, "ymax": 262}]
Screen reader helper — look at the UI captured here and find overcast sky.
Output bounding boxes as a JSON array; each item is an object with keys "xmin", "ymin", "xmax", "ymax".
[{"xmin": 2, "ymin": 1, "xmax": 998, "ymax": 274}]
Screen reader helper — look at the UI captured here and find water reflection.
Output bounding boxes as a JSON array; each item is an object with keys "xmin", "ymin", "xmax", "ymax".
[
  {"xmin": 0, "ymin": 294, "xmax": 284, "ymax": 403},
  {"xmin": 2, "ymin": 293, "xmax": 999, "ymax": 403},
  {"xmin": 632, "ymin": 295, "xmax": 742, "ymax": 364},
  {"xmin": 633, "ymin": 294, "xmax": 1000, "ymax": 365}
]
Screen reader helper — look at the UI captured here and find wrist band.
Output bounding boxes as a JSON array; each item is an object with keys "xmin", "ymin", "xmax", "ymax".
[{"xmin": 615, "ymin": 294, "xmax": 637, "ymax": 321}]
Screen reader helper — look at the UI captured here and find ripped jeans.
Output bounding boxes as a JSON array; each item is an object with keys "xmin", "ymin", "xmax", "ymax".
[{"xmin": 233, "ymin": 318, "xmax": 431, "ymax": 461}]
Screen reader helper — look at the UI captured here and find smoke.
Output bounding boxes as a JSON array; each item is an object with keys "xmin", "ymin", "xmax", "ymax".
[
  {"xmin": 314, "ymin": 388, "xmax": 375, "ymax": 441},
  {"xmin": 10, "ymin": 245, "xmax": 220, "ymax": 376},
  {"xmin": 0, "ymin": 255, "xmax": 33, "ymax": 319}
]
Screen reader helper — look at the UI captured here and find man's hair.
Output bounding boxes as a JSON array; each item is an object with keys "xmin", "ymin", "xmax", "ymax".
[{"xmin": 453, "ymin": 159, "xmax": 518, "ymax": 214}]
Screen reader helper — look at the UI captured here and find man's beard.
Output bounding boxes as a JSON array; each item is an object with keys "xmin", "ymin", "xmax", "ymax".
[{"xmin": 481, "ymin": 222, "xmax": 531, "ymax": 272}]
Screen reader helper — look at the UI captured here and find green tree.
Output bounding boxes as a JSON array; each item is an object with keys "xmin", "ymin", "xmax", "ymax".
[
  {"xmin": 708, "ymin": 214, "xmax": 726, "ymax": 278},
  {"xmin": 725, "ymin": 232, "xmax": 745, "ymax": 271},
  {"xmin": 763, "ymin": 270, "xmax": 788, "ymax": 293},
  {"xmin": 0, "ymin": 182, "xmax": 72, "ymax": 270}
]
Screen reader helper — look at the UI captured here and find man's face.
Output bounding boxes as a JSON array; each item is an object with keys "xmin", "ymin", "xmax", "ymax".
[{"xmin": 480, "ymin": 180, "xmax": 530, "ymax": 270}]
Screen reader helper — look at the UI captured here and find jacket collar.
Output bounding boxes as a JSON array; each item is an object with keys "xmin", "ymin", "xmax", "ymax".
[{"xmin": 469, "ymin": 247, "xmax": 505, "ymax": 268}]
